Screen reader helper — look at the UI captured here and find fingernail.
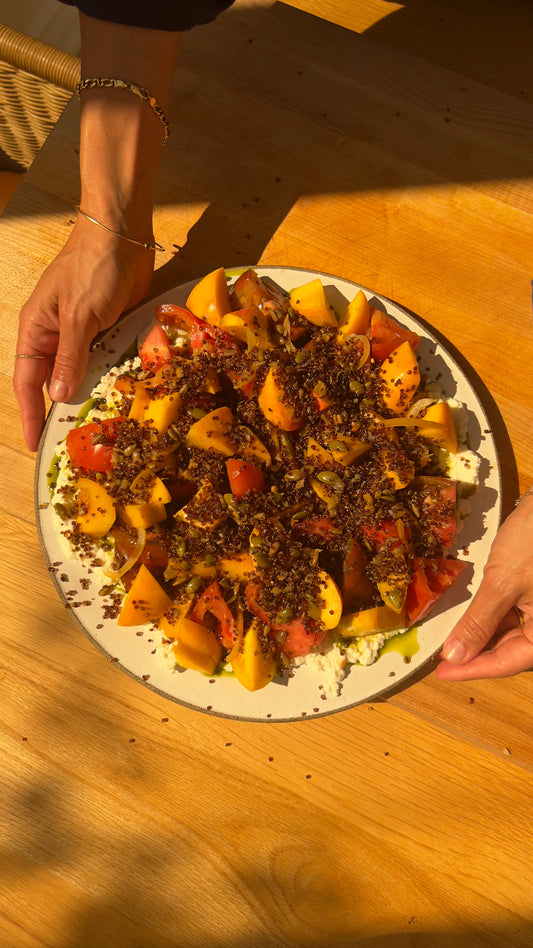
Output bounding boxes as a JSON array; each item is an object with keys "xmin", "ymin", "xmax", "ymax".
[
  {"xmin": 49, "ymin": 379, "xmax": 69, "ymax": 403},
  {"xmin": 442, "ymin": 640, "xmax": 467, "ymax": 663}
]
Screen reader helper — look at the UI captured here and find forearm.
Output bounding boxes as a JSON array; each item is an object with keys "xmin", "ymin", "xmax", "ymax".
[{"xmin": 78, "ymin": 13, "xmax": 181, "ymax": 240}]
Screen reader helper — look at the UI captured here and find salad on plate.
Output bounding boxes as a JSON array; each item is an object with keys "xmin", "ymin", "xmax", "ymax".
[{"xmin": 47, "ymin": 266, "xmax": 475, "ymax": 695}]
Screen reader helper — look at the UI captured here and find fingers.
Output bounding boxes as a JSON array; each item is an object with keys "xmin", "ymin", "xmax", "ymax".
[
  {"xmin": 48, "ymin": 313, "xmax": 97, "ymax": 405},
  {"xmin": 14, "ymin": 291, "xmax": 99, "ymax": 448},
  {"xmin": 436, "ymin": 606, "xmax": 533, "ymax": 682},
  {"xmin": 13, "ymin": 224, "xmax": 154, "ymax": 451},
  {"xmin": 435, "ymin": 632, "xmax": 533, "ymax": 681},
  {"xmin": 14, "ymin": 298, "xmax": 56, "ymax": 451},
  {"xmin": 440, "ymin": 602, "xmax": 508, "ymax": 666},
  {"xmin": 13, "ymin": 354, "xmax": 51, "ymax": 452}
]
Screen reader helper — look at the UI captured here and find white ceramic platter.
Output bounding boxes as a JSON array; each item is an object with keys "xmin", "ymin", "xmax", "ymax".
[{"xmin": 35, "ymin": 266, "xmax": 502, "ymax": 721}]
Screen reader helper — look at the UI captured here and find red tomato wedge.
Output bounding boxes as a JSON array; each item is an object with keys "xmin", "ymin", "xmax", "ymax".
[
  {"xmin": 155, "ymin": 303, "xmax": 198, "ymax": 332},
  {"xmin": 226, "ymin": 458, "xmax": 265, "ymax": 497},
  {"xmin": 293, "ymin": 516, "xmax": 339, "ymax": 542},
  {"xmin": 406, "ymin": 557, "xmax": 466, "ymax": 625},
  {"xmin": 190, "ymin": 581, "xmax": 238, "ymax": 649},
  {"xmin": 409, "ymin": 476, "xmax": 457, "ymax": 549},
  {"xmin": 245, "ymin": 581, "xmax": 326, "ymax": 658},
  {"xmin": 277, "ymin": 617, "xmax": 324, "ymax": 659},
  {"xmin": 138, "ymin": 324, "xmax": 174, "ymax": 372},
  {"xmin": 156, "ymin": 303, "xmax": 240, "ymax": 355},
  {"xmin": 361, "ymin": 518, "xmax": 411, "ymax": 551},
  {"xmin": 189, "ymin": 320, "xmax": 241, "ymax": 355},
  {"xmin": 66, "ymin": 416, "xmax": 123, "ymax": 472},
  {"xmin": 369, "ymin": 310, "xmax": 421, "ymax": 362},
  {"xmin": 342, "ymin": 537, "xmax": 375, "ymax": 608}
]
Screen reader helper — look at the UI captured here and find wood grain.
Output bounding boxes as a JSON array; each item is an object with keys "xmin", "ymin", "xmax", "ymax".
[{"xmin": 1, "ymin": 2, "xmax": 533, "ymax": 944}]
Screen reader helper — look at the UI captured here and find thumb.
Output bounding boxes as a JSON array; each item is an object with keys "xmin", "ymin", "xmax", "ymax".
[
  {"xmin": 48, "ymin": 311, "xmax": 97, "ymax": 404},
  {"xmin": 441, "ymin": 581, "xmax": 513, "ymax": 664}
]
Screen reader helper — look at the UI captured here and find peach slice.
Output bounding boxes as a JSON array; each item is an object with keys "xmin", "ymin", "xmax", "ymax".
[
  {"xmin": 160, "ymin": 613, "xmax": 223, "ymax": 675},
  {"xmin": 186, "ymin": 406, "xmax": 271, "ymax": 466},
  {"xmin": 128, "ymin": 383, "xmax": 151, "ymax": 421},
  {"xmin": 337, "ymin": 289, "xmax": 371, "ymax": 338},
  {"xmin": 219, "ymin": 306, "xmax": 273, "ymax": 349},
  {"xmin": 289, "ymin": 278, "xmax": 338, "ymax": 327},
  {"xmin": 316, "ymin": 570, "xmax": 343, "ymax": 629},
  {"xmin": 75, "ymin": 478, "xmax": 116, "ymax": 539},
  {"xmin": 185, "ymin": 267, "xmax": 232, "ymax": 326},
  {"xmin": 337, "ymin": 605, "xmax": 406, "ymax": 637},
  {"xmin": 218, "ymin": 552, "xmax": 256, "ymax": 582},
  {"xmin": 120, "ymin": 473, "xmax": 171, "ymax": 530},
  {"xmin": 142, "ymin": 391, "xmax": 182, "ymax": 435},
  {"xmin": 329, "ymin": 436, "xmax": 370, "ymax": 466},
  {"xmin": 117, "ymin": 564, "xmax": 172, "ymax": 626},
  {"xmin": 421, "ymin": 401, "xmax": 458, "ymax": 454},
  {"xmin": 379, "ymin": 341, "xmax": 420, "ymax": 414},
  {"xmin": 229, "ymin": 618, "xmax": 278, "ymax": 691},
  {"xmin": 258, "ymin": 365, "xmax": 304, "ymax": 431},
  {"xmin": 186, "ymin": 406, "xmax": 235, "ymax": 456},
  {"xmin": 380, "ymin": 446, "xmax": 415, "ymax": 490}
]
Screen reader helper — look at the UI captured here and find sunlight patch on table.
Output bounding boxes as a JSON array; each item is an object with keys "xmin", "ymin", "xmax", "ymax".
[{"xmin": 278, "ymin": 0, "xmax": 404, "ymax": 34}]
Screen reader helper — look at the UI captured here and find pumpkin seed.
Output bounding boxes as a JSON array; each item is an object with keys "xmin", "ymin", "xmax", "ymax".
[
  {"xmin": 254, "ymin": 553, "xmax": 271, "ymax": 569},
  {"xmin": 317, "ymin": 471, "xmax": 344, "ymax": 491},
  {"xmin": 174, "ymin": 538, "xmax": 186, "ymax": 557},
  {"xmin": 291, "ymin": 507, "xmax": 312, "ymax": 522},
  {"xmin": 328, "ymin": 439, "xmax": 347, "ymax": 453},
  {"xmin": 185, "ymin": 576, "xmax": 202, "ymax": 596},
  {"xmin": 384, "ymin": 587, "xmax": 404, "ymax": 610}
]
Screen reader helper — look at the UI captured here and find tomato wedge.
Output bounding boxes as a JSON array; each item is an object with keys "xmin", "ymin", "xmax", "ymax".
[
  {"xmin": 293, "ymin": 516, "xmax": 339, "ymax": 543},
  {"xmin": 226, "ymin": 458, "xmax": 265, "ymax": 497},
  {"xmin": 139, "ymin": 324, "xmax": 174, "ymax": 372},
  {"xmin": 155, "ymin": 303, "xmax": 198, "ymax": 332},
  {"xmin": 244, "ymin": 580, "xmax": 325, "ymax": 658},
  {"xmin": 409, "ymin": 476, "xmax": 457, "ymax": 550},
  {"xmin": 190, "ymin": 581, "xmax": 238, "ymax": 649},
  {"xmin": 406, "ymin": 557, "xmax": 466, "ymax": 625},
  {"xmin": 361, "ymin": 518, "xmax": 411, "ymax": 552},
  {"xmin": 156, "ymin": 303, "xmax": 240, "ymax": 355},
  {"xmin": 369, "ymin": 310, "xmax": 421, "ymax": 362},
  {"xmin": 189, "ymin": 319, "xmax": 241, "ymax": 355},
  {"xmin": 277, "ymin": 617, "xmax": 324, "ymax": 659},
  {"xmin": 66, "ymin": 416, "xmax": 123, "ymax": 472},
  {"xmin": 342, "ymin": 537, "xmax": 375, "ymax": 608}
]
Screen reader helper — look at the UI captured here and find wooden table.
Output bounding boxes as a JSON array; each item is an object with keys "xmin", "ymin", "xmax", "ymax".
[{"xmin": 1, "ymin": 2, "xmax": 533, "ymax": 944}]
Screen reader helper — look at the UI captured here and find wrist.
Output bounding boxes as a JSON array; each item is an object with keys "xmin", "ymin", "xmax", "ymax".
[
  {"xmin": 75, "ymin": 14, "xmax": 181, "ymax": 245},
  {"xmin": 78, "ymin": 88, "xmax": 161, "ymax": 240}
]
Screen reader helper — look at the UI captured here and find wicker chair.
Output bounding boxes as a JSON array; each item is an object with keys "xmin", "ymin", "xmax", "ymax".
[{"xmin": 0, "ymin": 23, "xmax": 80, "ymax": 172}]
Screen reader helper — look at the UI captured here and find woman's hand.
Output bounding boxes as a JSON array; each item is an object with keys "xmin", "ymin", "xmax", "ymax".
[
  {"xmin": 435, "ymin": 491, "xmax": 533, "ymax": 681},
  {"xmin": 13, "ymin": 216, "xmax": 154, "ymax": 451},
  {"xmin": 13, "ymin": 13, "xmax": 180, "ymax": 452}
]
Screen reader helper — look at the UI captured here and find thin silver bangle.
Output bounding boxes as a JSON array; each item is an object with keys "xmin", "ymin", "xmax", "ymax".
[{"xmin": 76, "ymin": 207, "xmax": 166, "ymax": 252}]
